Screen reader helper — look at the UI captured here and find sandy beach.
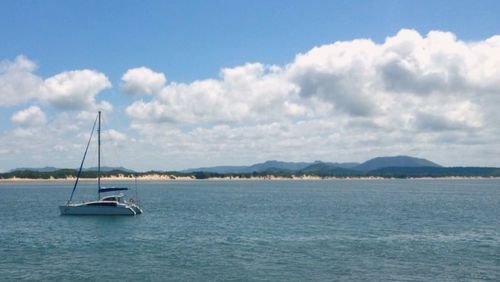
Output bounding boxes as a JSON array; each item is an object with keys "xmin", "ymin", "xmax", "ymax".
[{"xmin": 1, "ymin": 174, "xmax": 499, "ymax": 184}]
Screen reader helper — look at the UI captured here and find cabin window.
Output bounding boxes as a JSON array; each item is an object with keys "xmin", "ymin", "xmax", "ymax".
[{"xmin": 88, "ymin": 202, "xmax": 117, "ymax": 206}]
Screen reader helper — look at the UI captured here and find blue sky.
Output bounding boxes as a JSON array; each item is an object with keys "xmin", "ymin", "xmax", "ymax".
[
  {"xmin": 2, "ymin": 0, "xmax": 498, "ymax": 80},
  {"xmin": 1, "ymin": 1, "xmax": 500, "ymax": 171}
]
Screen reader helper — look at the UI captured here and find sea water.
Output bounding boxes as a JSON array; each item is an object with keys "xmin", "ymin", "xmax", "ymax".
[{"xmin": 0, "ymin": 179, "xmax": 499, "ymax": 281}]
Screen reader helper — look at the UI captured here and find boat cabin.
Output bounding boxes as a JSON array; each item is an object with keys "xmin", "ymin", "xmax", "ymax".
[{"xmin": 101, "ymin": 194, "xmax": 125, "ymax": 203}]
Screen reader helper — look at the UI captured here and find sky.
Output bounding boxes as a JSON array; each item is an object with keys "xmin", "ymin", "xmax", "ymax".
[{"xmin": 1, "ymin": 0, "xmax": 500, "ymax": 171}]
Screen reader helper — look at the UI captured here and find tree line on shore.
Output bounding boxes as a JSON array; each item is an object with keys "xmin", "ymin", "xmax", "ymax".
[{"xmin": 2, "ymin": 166, "xmax": 500, "ymax": 179}]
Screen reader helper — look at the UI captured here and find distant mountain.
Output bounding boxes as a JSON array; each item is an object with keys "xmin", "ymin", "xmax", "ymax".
[
  {"xmin": 182, "ymin": 165, "xmax": 249, "ymax": 174},
  {"xmin": 354, "ymin": 156, "xmax": 441, "ymax": 171},
  {"xmin": 183, "ymin": 160, "xmax": 307, "ymax": 173},
  {"xmin": 10, "ymin": 166, "xmax": 60, "ymax": 173},
  {"xmin": 246, "ymin": 160, "xmax": 313, "ymax": 172},
  {"xmin": 184, "ymin": 160, "xmax": 359, "ymax": 174},
  {"xmin": 299, "ymin": 162, "xmax": 360, "ymax": 177},
  {"xmin": 83, "ymin": 166, "xmax": 136, "ymax": 173},
  {"xmin": 4, "ymin": 157, "xmax": 500, "ymax": 179},
  {"xmin": 322, "ymin": 162, "xmax": 360, "ymax": 169},
  {"xmin": 6, "ymin": 156, "xmax": 447, "ymax": 176}
]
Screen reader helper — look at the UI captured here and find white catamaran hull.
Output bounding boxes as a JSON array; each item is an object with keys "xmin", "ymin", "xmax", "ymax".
[
  {"xmin": 130, "ymin": 204, "xmax": 143, "ymax": 214},
  {"xmin": 59, "ymin": 204, "xmax": 136, "ymax": 215}
]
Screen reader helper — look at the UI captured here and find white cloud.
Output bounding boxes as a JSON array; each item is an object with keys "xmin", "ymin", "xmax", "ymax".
[
  {"xmin": 11, "ymin": 106, "xmax": 47, "ymax": 127},
  {"xmin": 2, "ymin": 29, "xmax": 500, "ymax": 171},
  {"xmin": 75, "ymin": 102, "xmax": 113, "ymax": 121},
  {"xmin": 125, "ymin": 29, "xmax": 500, "ymax": 130},
  {"xmin": 0, "ymin": 110, "xmax": 134, "ymax": 171},
  {"xmin": 412, "ymin": 100, "xmax": 483, "ymax": 131},
  {"xmin": 41, "ymin": 70, "xmax": 112, "ymax": 110},
  {"xmin": 103, "ymin": 129, "xmax": 127, "ymax": 143},
  {"xmin": 121, "ymin": 67, "xmax": 166, "ymax": 95},
  {"xmin": 0, "ymin": 56, "xmax": 116, "ymax": 170},
  {"xmin": 0, "ymin": 55, "xmax": 112, "ymax": 112},
  {"xmin": 126, "ymin": 63, "xmax": 301, "ymax": 124},
  {"xmin": 121, "ymin": 29, "xmax": 500, "ymax": 168},
  {"xmin": 0, "ymin": 55, "xmax": 42, "ymax": 106}
]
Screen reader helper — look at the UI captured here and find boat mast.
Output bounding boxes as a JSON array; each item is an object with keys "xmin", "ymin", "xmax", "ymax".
[{"xmin": 98, "ymin": 111, "xmax": 101, "ymax": 199}]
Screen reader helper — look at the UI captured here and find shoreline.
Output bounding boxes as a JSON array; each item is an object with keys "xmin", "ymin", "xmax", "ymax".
[{"xmin": 1, "ymin": 174, "xmax": 500, "ymax": 183}]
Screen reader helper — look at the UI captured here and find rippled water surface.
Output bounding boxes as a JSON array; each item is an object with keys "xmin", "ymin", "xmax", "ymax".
[{"xmin": 1, "ymin": 179, "xmax": 499, "ymax": 281}]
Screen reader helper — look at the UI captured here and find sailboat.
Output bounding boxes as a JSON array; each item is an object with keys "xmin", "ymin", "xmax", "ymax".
[{"xmin": 59, "ymin": 111, "xmax": 143, "ymax": 216}]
